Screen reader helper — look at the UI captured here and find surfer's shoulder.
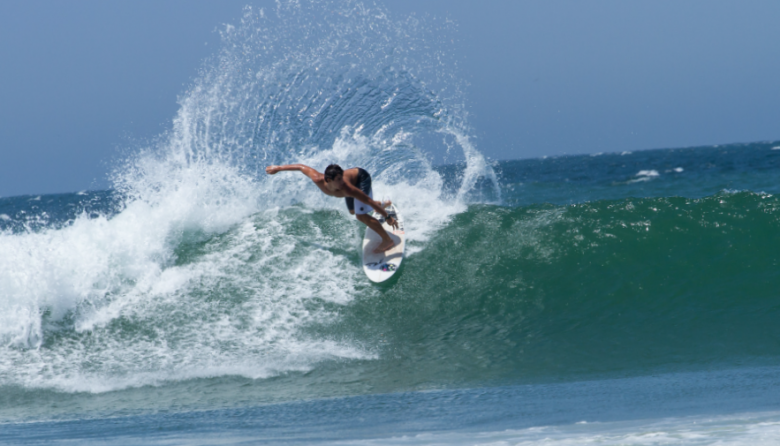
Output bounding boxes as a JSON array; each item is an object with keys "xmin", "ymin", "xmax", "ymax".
[{"xmin": 342, "ymin": 167, "xmax": 361, "ymax": 183}]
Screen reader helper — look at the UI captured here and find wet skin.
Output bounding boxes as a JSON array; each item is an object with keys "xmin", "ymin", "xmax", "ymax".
[{"xmin": 265, "ymin": 164, "xmax": 398, "ymax": 253}]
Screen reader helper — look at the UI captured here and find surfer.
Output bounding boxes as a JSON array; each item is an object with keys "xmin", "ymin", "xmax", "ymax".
[{"xmin": 265, "ymin": 164, "xmax": 399, "ymax": 253}]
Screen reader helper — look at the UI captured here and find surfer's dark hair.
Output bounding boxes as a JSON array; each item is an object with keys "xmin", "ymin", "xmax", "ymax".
[{"xmin": 324, "ymin": 164, "xmax": 343, "ymax": 181}]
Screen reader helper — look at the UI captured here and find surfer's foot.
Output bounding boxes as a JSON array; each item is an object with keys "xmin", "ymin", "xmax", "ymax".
[
  {"xmin": 373, "ymin": 238, "xmax": 395, "ymax": 253},
  {"xmin": 381, "ymin": 199, "xmax": 392, "ymax": 209}
]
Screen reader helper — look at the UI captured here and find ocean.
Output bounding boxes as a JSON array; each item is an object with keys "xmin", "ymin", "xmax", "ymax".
[{"xmin": 3, "ymin": 2, "xmax": 780, "ymax": 445}]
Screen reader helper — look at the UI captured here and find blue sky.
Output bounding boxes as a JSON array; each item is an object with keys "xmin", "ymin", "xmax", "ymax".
[{"xmin": 1, "ymin": 0, "xmax": 779, "ymax": 196}]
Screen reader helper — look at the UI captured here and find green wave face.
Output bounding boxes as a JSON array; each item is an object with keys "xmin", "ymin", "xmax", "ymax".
[
  {"xmin": 329, "ymin": 191, "xmax": 780, "ymax": 389},
  {"xmin": 3, "ymin": 179, "xmax": 780, "ymax": 421}
]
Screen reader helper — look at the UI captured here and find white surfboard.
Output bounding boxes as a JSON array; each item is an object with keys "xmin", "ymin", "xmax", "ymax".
[{"xmin": 362, "ymin": 203, "xmax": 405, "ymax": 283}]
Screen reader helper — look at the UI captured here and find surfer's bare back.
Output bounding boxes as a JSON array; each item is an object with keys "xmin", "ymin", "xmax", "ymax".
[{"xmin": 265, "ymin": 164, "xmax": 398, "ymax": 253}]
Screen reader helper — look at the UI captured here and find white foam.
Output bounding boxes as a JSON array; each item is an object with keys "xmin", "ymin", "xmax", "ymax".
[
  {"xmin": 626, "ymin": 169, "xmax": 660, "ymax": 184},
  {"xmin": 636, "ymin": 170, "xmax": 660, "ymax": 177},
  {"xmin": 0, "ymin": 1, "xmax": 497, "ymax": 394},
  {"xmin": 0, "ymin": 195, "xmax": 376, "ymax": 393},
  {"xmin": 332, "ymin": 411, "xmax": 780, "ymax": 446},
  {"xmin": 0, "ymin": 139, "xmax": 393, "ymax": 392}
]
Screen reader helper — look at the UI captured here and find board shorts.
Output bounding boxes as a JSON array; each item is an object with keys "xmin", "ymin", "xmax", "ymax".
[{"xmin": 345, "ymin": 168, "xmax": 373, "ymax": 215}]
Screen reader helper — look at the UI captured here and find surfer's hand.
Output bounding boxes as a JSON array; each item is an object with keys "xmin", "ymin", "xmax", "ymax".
[
  {"xmin": 386, "ymin": 216, "xmax": 399, "ymax": 229},
  {"xmin": 265, "ymin": 166, "xmax": 280, "ymax": 175}
]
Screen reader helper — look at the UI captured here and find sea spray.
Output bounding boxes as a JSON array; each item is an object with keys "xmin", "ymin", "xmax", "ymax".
[{"xmin": 0, "ymin": 0, "xmax": 497, "ymax": 399}]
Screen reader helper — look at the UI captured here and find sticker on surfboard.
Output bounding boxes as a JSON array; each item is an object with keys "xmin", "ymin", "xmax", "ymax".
[{"xmin": 362, "ymin": 203, "xmax": 405, "ymax": 283}]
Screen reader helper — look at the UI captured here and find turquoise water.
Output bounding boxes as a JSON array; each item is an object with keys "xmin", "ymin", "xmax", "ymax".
[{"xmin": 3, "ymin": 1, "xmax": 780, "ymax": 444}]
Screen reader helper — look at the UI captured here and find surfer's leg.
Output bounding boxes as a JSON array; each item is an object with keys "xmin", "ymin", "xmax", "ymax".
[
  {"xmin": 355, "ymin": 169, "xmax": 391, "ymax": 210},
  {"xmin": 352, "ymin": 186, "xmax": 373, "ymax": 217},
  {"xmin": 352, "ymin": 181, "xmax": 394, "ymax": 252},
  {"xmin": 356, "ymin": 213, "xmax": 395, "ymax": 253}
]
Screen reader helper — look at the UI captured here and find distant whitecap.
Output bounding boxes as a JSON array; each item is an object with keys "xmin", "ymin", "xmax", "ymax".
[
  {"xmin": 626, "ymin": 169, "xmax": 660, "ymax": 183},
  {"xmin": 636, "ymin": 170, "xmax": 660, "ymax": 177}
]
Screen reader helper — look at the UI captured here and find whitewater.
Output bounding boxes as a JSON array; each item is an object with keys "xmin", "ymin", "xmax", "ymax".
[{"xmin": 3, "ymin": 2, "xmax": 780, "ymax": 445}]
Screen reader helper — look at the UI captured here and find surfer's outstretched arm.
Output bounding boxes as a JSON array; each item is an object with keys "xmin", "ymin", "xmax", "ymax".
[{"xmin": 265, "ymin": 164, "xmax": 323, "ymax": 182}]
